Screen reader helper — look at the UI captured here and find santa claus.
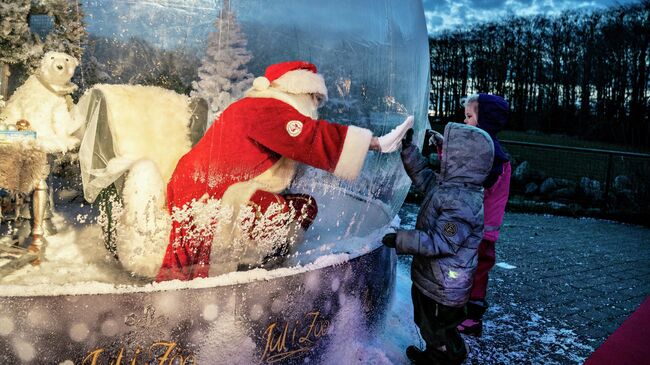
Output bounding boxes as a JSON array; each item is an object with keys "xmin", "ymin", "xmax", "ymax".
[{"xmin": 156, "ymin": 61, "xmax": 412, "ymax": 281}]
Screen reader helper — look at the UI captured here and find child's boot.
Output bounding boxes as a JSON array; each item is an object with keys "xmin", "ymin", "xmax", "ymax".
[
  {"xmin": 406, "ymin": 345, "xmax": 430, "ymax": 364},
  {"xmin": 458, "ymin": 300, "xmax": 487, "ymax": 337},
  {"xmin": 457, "ymin": 318, "xmax": 482, "ymax": 337},
  {"xmin": 407, "ymin": 343, "xmax": 469, "ymax": 365}
]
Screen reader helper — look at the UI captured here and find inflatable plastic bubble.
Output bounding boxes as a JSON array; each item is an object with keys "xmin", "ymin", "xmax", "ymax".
[{"xmin": 0, "ymin": 0, "xmax": 429, "ymax": 362}]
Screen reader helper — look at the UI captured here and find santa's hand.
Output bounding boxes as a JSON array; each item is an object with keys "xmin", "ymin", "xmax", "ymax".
[{"xmin": 377, "ymin": 116, "xmax": 414, "ymax": 153}]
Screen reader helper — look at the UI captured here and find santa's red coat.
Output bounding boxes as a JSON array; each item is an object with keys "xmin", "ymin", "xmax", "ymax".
[{"xmin": 156, "ymin": 94, "xmax": 371, "ymax": 281}]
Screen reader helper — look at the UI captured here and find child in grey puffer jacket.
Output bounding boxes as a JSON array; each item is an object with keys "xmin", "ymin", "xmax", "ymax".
[{"xmin": 382, "ymin": 122, "xmax": 494, "ymax": 365}]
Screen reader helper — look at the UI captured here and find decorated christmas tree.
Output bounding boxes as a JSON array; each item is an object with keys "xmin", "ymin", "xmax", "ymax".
[{"xmin": 191, "ymin": 0, "xmax": 253, "ymax": 121}]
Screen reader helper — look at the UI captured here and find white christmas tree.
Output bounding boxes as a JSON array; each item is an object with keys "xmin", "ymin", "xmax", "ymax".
[{"xmin": 191, "ymin": 0, "xmax": 253, "ymax": 121}]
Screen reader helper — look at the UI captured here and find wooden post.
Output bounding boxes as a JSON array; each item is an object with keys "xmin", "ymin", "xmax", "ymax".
[
  {"xmin": 603, "ymin": 153, "xmax": 613, "ymax": 208},
  {"xmin": 0, "ymin": 62, "xmax": 10, "ymax": 101}
]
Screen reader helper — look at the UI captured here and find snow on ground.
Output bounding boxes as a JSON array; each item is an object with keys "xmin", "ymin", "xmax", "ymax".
[
  {"xmin": 0, "ymin": 198, "xmax": 390, "ymax": 295},
  {"xmin": 0, "ymin": 200, "xmax": 597, "ymax": 364},
  {"xmin": 320, "ymin": 255, "xmax": 594, "ymax": 364},
  {"xmin": 376, "ymin": 203, "xmax": 596, "ymax": 365}
]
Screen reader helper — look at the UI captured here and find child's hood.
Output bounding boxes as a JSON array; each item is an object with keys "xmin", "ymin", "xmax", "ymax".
[
  {"xmin": 440, "ymin": 123, "xmax": 494, "ymax": 185},
  {"xmin": 477, "ymin": 94, "xmax": 508, "ymax": 135}
]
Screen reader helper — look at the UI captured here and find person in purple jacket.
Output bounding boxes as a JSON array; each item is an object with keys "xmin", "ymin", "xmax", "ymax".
[{"xmin": 457, "ymin": 93, "xmax": 512, "ymax": 336}]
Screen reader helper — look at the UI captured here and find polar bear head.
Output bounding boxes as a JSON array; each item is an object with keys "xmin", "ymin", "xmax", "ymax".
[{"xmin": 38, "ymin": 51, "xmax": 79, "ymax": 89}]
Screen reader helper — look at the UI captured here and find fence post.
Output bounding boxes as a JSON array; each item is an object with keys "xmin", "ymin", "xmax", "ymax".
[{"xmin": 603, "ymin": 153, "xmax": 614, "ymax": 207}]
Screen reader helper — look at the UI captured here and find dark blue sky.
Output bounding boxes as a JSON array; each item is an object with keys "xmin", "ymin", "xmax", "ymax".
[{"xmin": 422, "ymin": 0, "xmax": 641, "ymax": 34}]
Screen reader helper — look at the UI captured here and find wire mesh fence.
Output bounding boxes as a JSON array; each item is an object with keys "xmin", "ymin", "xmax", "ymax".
[{"xmin": 503, "ymin": 140, "xmax": 650, "ymax": 226}]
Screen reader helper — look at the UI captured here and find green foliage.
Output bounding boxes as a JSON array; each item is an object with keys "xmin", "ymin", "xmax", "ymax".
[
  {"xmin": 498, "ymin": 130, "xmax": 650, "ymax": 153},
  {"xmin": 97, "ymin": 184, "xmax": 122, "ymax": 259},
  {"xmin": 43, "ymin": 0, "xmax": 87, "ymax": 60},
  {"xmin": 142, "ymin": 73, "xmax": 193, "ymax": 96},
  {"xmin": 0, "ymin": 0, "xmax": 38, "ymax": 65}
]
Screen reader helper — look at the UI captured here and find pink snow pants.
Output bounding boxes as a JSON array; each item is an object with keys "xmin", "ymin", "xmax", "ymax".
[{"xmin": 470, "ymin": 239, "xmax": 496, "ymax": 301}]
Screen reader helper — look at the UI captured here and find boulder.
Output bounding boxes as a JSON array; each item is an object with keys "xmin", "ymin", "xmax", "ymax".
[
  {"xmin": 524, "ymin": 182, "xmax": 539, "ymax": 195},
  {"xmin": 513, "ymin": 161, "xmax": 529, "ymax": 182},
  {"xmin": 549, "ymin": 187, "xmax": 575, "ymax": 200},
  {"xmin": 613, "ymin": 175, "xmax": 632, "ymax": 192},
  {"xmin": 578, "ymin": 177, "xmax": 603, "ymax": 201},
  {"xmin": 539, "ymin": 178, "xmax": 557, "ymax": 195}
]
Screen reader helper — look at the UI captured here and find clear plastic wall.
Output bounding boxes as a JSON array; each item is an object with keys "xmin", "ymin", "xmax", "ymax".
[
  {"xmin": 0, "ymin": 1, "xmax": 428, "ymax": 363},
  {"xmin": 1, "ymin": 0, "xmax": 429, "ymax": 283},
  {"xmin": 82, "ymin": 0, "xmax": 430, "ymax": 219}
]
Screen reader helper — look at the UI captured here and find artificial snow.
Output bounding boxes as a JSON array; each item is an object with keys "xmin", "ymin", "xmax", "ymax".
[{"xmin": 0, "ymin": 196, "xmax": 393, "ymax": 296}]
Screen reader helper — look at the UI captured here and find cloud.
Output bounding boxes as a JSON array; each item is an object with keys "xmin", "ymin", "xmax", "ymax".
[
  {"xmin": 423, "ymin": 0, "xmax": 642, "ymax": 34},
  {"xmin": 472, "ymin": 0, "xmax": 509, "ymax": 9},
  {"xmin": 424, "ymin": 11, "xmax": 445, "ymax": 28}
]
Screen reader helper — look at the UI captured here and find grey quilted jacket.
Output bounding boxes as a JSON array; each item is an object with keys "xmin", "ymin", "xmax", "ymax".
[{"xmin": 396, "ymin": 123, "xmax": 494, "ymax": 307}]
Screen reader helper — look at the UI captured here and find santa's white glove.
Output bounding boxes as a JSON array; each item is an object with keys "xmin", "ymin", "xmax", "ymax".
[{"xmin": 377, "ymin": 115, "xmax": 414, "ymax": 153}]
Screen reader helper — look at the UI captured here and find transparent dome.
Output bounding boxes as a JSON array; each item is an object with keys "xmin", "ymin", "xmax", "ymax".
[
  {"xmin": 1, "ymin": 0, "xmax": 429, "ymax": 284},
  {"xmin": 85, "ymin": 1, "xmax": 430, "ymax": 192},
  {"xmin": 0, "ymin": 0, "xmax": 429, "ymax": 362}
]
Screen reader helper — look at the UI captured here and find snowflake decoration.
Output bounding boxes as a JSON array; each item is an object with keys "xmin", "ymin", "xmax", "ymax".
[{"xmin": 123, "ymin": 305, "xmax": 169, "ymax": 348}]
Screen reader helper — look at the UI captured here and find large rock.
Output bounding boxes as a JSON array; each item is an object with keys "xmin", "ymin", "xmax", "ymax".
[
  {"xmin": 513, "ymin": 161, "xmax": 546, "ymax": 185},
  {"xmin": 524, "ymin": 182, "xmax": 539, "ymax": 195},
  {"xmin": 578, "ymin": 177, "xmax": 603, "ymax": 201},
  {"xmin": 549, "ymin": 187, "xmax": 576, "ymax": 200},
  {"xmin": 513, "ymin": 161, "xmax": 531, "ymax": 183},
  {"xmin": 539, "ymin": 178, "xmax": 557, "ymax": 195},
  {"xmin": 611, "ymin": 175, "xmax": 636, "ymax": 209},
  {"xmin": 613, "ymin": 175, "xmax": 632, "ymax": 192}
]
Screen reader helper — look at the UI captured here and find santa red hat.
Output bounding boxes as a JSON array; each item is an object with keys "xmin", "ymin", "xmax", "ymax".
[{"xmin": 252, "ymin": 61, "xmax": 328, "ymax": 100}]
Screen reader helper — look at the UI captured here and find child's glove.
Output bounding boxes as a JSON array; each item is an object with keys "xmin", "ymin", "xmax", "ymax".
[
  {"xmin": 429, "ymin": 130, "xmax": 444, "ymax": 147},
  {"xmin": 422, "ymin": 129, "xmax": 442, "ymax": 157},
  {"xmin": 402, "ymin": 128, "xmax": 414, "ymax": 150},
  {"xmin": 382, "ymin": 233, "xmax": 397, "ymax": 248},
  {"xmin": 377, "ymin": 116, "xmax": 414, "ymax": 153}
]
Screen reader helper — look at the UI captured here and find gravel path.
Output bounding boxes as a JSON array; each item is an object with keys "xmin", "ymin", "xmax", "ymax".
[{"xmin": 396, "ymin": 203, "xmax": 650, "ymax": 364}]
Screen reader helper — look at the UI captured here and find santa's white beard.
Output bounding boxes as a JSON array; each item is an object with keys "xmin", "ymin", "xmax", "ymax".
[{"xmin": 287, "ymin": 93, "xmax": 319, "ymax": 119}]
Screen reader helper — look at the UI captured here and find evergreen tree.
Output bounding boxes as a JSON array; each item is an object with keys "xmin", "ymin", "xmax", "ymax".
[
  {"xmin": 42, "ymin": 0, "xmax": 87, "ymax": 61},
  {"xmin": 0, "ymin": 0, "xmax": 38, "ymax": 98},
  {"xmin": 191, "ymin": 0, "xmax": 253, "ymax": 120}
]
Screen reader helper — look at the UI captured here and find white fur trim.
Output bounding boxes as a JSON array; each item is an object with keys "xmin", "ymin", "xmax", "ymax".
[
  {"xmin": 115, "ymin": 159, "xmax": 171, "ymax": 278},
  {"xmin": 272, "ymin": 69, "xmax": 328, "ymax": 100},
  {"xmin": 245, "ymin": 87, "xmax": 318, "ymax": 119},
  {"xmin": 333, "ymin": 125, "xmax": 372, "ymax": 180},
  {"xmin": 253, "ymin": 76, "xmax": 270, "ymax": 90},
  {"xmin": 91, "ymin": 84, "xmax": 192, "ymax": 184},
  {"xmin": 211, "ymin": 157, "xmax": 298, "ymax": 277},
  {"xmin": 220, "ymin": 157, "xmax": 297, "ymax": 214}
]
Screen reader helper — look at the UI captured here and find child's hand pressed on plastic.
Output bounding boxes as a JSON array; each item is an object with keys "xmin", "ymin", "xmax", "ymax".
[{"xmin": 402, "ymin": 128, "xmax": 414, "ymax": 150}]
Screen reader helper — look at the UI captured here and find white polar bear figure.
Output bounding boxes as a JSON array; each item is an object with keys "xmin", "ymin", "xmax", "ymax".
[{"xmin": 0, "ymin": 51, "xmax": 82, "ymax": 153}]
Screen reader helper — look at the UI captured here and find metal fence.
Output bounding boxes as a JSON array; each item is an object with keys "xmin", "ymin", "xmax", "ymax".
[{"xmin": 502, "ymin": 140, "xmax": 650, "ymax": 226}]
